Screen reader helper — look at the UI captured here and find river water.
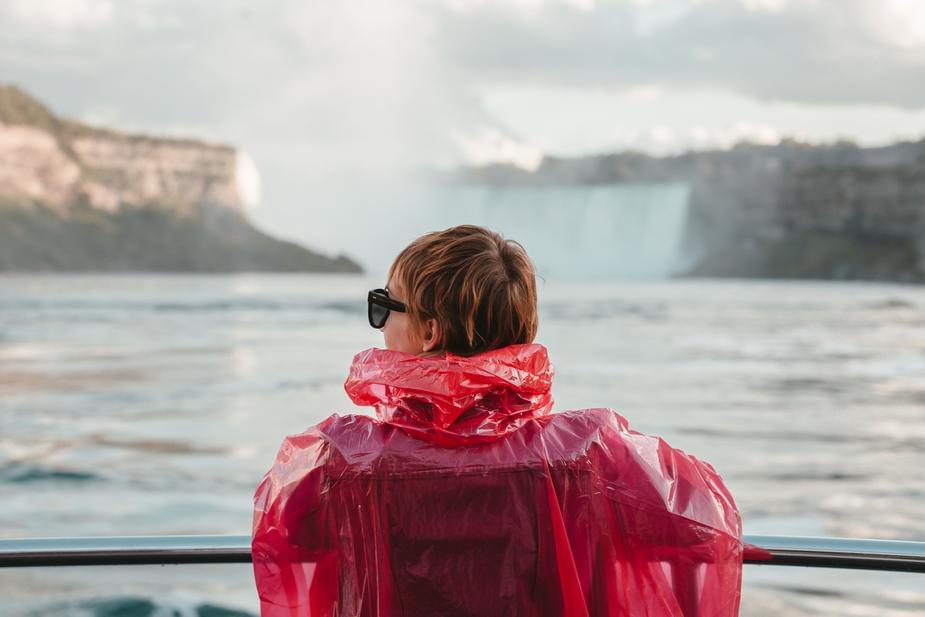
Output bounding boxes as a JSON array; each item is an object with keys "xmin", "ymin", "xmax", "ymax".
[{"xmin": 1, "ymin": 274, "xmax": 923, "ymax": 616}]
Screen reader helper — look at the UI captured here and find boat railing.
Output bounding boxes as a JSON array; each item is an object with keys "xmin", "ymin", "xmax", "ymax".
[{"xmin": 1, "ymin": 534, "xmax": 924, "ymax": 572}]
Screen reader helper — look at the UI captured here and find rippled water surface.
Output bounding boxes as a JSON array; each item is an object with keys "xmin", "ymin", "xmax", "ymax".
[{"xmin": 1, "ymin": 274, "xmax": 924, "ymax": 615}]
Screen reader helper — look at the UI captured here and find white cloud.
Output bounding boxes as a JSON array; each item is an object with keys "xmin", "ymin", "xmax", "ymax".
[
  {"xmin": 689, "ymin": 121, "xmax": 781, "ymax": 148},
  {"xmin": 737, "ymin": 0, "xmax": 794, "ymax": 13},
  {"xmin": 861, "ymin": 0, "xmax": 925, "ymax": 50},
  {"xmin": 452, "ymin": 128, "xmax": 545, "ymax": 170},
  {"xmin": 434, "ymin": 0, "xmax": 925, "ymax": 108},
  {"xmin": 649, "ymin": 125, "xmax": 676, "ymax": 146},
  {"xmin": 446, "ymin": 0, "xmax": 598, "ymax": 12},
  {"xmin": 623, "ymin": 85, "xmax": 665, "ymax": 101},
  {"xmin": 485, "ymin": 83, "xmax": 925, "ymax": 157},
  {"xmin": 563, "ymin": 0, "xmax": 598, "ymax": 12},
  {"xmin": 6, "ymin": 0, "xmax": 114, "ymax": 29},
  {"xmin": 610, "ymin": 122, "xmax": 781, "ymax": 153},
  {"xmin": 235, "ymin": 152, "xmax": 262, "ymax": 210}
]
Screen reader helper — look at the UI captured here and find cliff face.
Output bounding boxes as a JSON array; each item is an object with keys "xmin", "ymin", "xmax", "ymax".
[
  {"xmin": 69, "ymin": 130, "xmax": 241, "ymax": 214},
  {"xmin": 0, "ymin": 85, "xmax": 242, "ymax": 213},
  {"xmin": 686, "ymin": 145, "xmax": 925, "ymax": 282},
  {"xmin": 0, "ymin": 123, "xmax": 82, "ymax": 208},
  {"xmin": 458, "ymin": 139, "xmax": 925, "ymax": 283},
  {"xmin": 779, "ymin": 167, "xmax": 925, "ymax": 237},
  {"xmin": 0, "ymin": 85, "xmax": 361, "ymax": 273}
]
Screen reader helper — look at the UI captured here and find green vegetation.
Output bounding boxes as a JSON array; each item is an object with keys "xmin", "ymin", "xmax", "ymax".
[
  {"xmin": 0, "ymin": 84, "xmax": 59, "ymax": 132},
  {"xmin": 57, "ymin": 117, "xmax": 234, "ymax": 150},
  {"xmin": 0, "ymin": 83, "xmax": 230, "ymax": 151},
  {"xmin": 0, "ymin": 202, "xmax": 361, "ymax": 273}
]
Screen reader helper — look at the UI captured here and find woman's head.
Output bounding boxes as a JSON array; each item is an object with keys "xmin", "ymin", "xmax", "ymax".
[{"xmin": 379, "ymin": 225, "xmax": 537, "ymax": 356}]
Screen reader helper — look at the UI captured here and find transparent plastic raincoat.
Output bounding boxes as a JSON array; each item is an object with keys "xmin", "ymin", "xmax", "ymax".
[{"xmin": 252, "ymin": 344, "xmax": 742, "ymax": 616}]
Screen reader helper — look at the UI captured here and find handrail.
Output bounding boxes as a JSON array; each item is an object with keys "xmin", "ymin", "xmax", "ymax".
[{"xmin": 1, "ymin": 534, "xmax": 924, "ymax": 572}]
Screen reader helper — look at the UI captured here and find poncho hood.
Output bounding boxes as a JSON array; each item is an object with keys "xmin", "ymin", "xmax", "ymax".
[{"xmin": 344, "ymin": 343, "xmax": 554, "ymax": 445}]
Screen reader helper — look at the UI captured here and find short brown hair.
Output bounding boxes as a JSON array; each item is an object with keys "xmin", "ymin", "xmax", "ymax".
[{"xmin": 388, "ymin": 225, "xmax": 538, "ymax": 356}]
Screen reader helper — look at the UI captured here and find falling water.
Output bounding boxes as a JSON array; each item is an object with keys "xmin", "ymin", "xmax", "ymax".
[
  {"xmin": 333, "ymin": 182, "xmax": 691, "ymax": 279},
  {"xmin": 429, "ymin": 184, "xmax": 691, "ymax": 279}
]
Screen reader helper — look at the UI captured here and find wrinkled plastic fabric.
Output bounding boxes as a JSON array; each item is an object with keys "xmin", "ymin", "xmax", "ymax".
[{"xmin": 252, "ymin": 344, "xmax": 742, "ymax": 616}]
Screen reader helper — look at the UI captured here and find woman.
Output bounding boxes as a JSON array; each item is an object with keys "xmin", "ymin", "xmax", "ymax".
[{"xmin": 252, "ymin": 225, "xmax": 743, "ymax": 616}]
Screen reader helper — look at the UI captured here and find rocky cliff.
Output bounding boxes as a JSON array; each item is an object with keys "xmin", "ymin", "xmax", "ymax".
[
  {"xmin": 0, "ymin": 85, "xmax": 360, "ymax": 273},
  {"xmin": 458, "ymin": 139, "xmax": 925, "ymax": 283}
]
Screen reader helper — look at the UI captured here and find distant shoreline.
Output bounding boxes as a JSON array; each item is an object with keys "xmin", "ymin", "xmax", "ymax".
[
  {"xmin": 0, "ymin": 85, "xmax": 362, "ymax": 274},
  {"xmin": 460, "ymin": 139, "xmax": 925, "ymax": 285}
]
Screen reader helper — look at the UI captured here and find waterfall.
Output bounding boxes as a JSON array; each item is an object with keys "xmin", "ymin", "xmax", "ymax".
[
  {"xmin": 425, "ymin": 184, "xmax": 690, "ymax": 279},
  {"xmin": 300, "ymin": 180, "xmax": 691, "ymax": 280}
]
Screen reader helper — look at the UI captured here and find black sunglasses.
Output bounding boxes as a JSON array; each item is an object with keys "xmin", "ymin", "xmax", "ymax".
[{"xmin": 368, "ymin": 288, "xmax": 407, "ymax": 329}]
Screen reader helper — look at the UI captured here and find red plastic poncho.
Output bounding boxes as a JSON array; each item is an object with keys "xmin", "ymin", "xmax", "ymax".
[{"xmin": 252, "ymin": 344, "xmax": 742, "ymax": 616}]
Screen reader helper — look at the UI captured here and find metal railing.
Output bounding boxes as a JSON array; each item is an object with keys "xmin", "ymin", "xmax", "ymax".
[{"xmin": 1, "ymin": 535, "xmax": 924, "ymax": 572}]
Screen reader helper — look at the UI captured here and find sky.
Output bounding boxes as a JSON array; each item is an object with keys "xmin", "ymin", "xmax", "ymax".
[{"xmin": 2, "ymin": 0, "xmax": 925, "ymax": 255}]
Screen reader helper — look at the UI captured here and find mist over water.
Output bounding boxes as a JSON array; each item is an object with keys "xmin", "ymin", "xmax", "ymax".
[
  {"xmin": 2, "ymin": 274, "xmax": 924, "ymax": 616},
  {"xmin": 440, "ymin": 184, "xmax": 691, "ymax": 279},
  {"xmin": 297, "ymin": 181, "xmax": 691, "ymax": 279}
]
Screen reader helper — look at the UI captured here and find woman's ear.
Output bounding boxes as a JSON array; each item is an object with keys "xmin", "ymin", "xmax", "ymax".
[{"xmin": 421, "ymin": 318, "xmax": 442, "ymax": 353}]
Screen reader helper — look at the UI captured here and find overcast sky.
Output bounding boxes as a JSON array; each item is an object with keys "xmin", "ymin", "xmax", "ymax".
[{"xmin": 2, "ymin": 0, "xmax": 924, "ymax": 254}]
